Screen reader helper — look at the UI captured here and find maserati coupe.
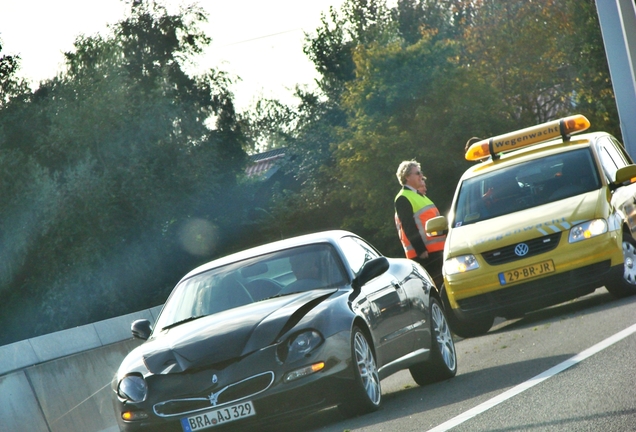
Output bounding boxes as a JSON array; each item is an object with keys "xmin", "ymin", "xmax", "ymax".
[{"xmin": 112, "ymin": 230, "xmax": 457, "ymax": 431}]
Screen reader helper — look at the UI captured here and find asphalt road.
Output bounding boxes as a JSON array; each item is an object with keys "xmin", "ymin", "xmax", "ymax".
[{"xmin": 278, "ymin": 288, "xmax": 636, "ymax": 432}]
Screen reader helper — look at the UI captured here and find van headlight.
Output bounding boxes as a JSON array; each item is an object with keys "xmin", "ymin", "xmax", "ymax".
[
  {"xmin": 445, "ymin": 255, "xmax": 480, "ymax": 275},
  {"xmin": 569, "ymin": 219, "xmax": 607, "ymax": 243}
]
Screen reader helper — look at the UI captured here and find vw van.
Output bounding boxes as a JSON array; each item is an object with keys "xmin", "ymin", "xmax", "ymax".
[{"xmin": 427, "ymin": 115, "xmax": 636, "ymax": 337}]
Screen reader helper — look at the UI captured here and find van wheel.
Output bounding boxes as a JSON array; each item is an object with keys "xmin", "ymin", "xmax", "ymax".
[
  {"xmin": 605, "ymin": 233, "xmax": 636, "ymax": 297},
  {"xmin": 440, "ymin": 284, "xmax": 493, "ymax": 338}
]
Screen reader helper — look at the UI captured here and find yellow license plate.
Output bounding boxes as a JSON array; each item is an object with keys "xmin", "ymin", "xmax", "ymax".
[{"xmin": 498, "ymin": 259, "xmax": 555, "ymax": 285}]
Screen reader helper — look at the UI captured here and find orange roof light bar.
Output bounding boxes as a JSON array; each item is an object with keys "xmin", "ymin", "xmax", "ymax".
[{"xmin": 465, "ymin": 114, "xmax": 591, "ymax": 161}]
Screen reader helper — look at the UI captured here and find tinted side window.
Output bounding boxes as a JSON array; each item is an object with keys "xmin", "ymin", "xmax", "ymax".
[
  {"xmin": 611, "ymin": 136, "xmax": 634, "ymax": 163},
  {"xmin": 597, "ymin": 137, "xmax": 629, "ymax": 182}
]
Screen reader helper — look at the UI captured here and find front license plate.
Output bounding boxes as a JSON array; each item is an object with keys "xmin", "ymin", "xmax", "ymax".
[
  {"xmin": 498, "ymin": 259, "xmax": 555, "ymax": 285},
  {"xmin": 181, "ymin": 401, "xmax": 256, "ymax": 431}
]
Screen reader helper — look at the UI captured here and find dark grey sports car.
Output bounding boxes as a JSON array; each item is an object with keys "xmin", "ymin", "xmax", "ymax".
[{"xmin": 112, "ymin": 230, "xmax": 457, "ymax": 431}]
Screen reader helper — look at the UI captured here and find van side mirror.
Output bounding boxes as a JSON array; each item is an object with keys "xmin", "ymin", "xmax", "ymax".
[
  {"xmin": 614, "ymin": 165, "xmax": 636, "ymax": 186},
  {"xmin": 426, "ymin": 216, "xmax": 448, "ymax": 236}
]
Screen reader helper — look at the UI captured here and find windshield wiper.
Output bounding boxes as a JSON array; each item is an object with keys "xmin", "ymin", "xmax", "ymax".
[
  {"xmin": 162, "ymin": 315, "xmax": 207, "ymax": 331},
  {"xmin": 261, "ymin": 292, "xmax": 297, "ymax": 301},
  {"xmin": 263, "ymin": 287, "xmax": 333, "ymax": 301}
]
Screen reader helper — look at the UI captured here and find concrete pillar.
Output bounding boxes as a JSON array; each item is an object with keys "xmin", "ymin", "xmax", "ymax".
[{"xmin": 595, "ymin": 0, "xmax": 636, "ymax": 157}]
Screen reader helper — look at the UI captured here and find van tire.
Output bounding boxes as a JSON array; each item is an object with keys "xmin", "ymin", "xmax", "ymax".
[
  {"xmin": 605, "ymin": 233, "xmax": 636, "ymax": 298},
  {"xmin": 440, "ymin": 284, "xmax": 493, "ymax": 338}
]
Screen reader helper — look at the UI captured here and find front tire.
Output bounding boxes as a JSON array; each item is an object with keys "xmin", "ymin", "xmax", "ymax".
[
  {"xmin": 441, "ymin": 284, "xmax": 493, "ymax": 338},
  {"xmin": 338, "ymin": 327, "xmax": 381, "ymax": 417},
  {"xmin": 409, "ymin": 297, "xmax": 457, "ymax": 386},
  {"xmin": 605, "ymin": 232, "xmax": 636, "ymax": 297}
]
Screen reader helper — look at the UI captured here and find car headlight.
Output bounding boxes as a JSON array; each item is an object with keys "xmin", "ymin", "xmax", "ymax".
[
  {"xmin": 117, "ymin": 375, "xmax": 148, "ymax": 403},
  {"xmin": 445, "ymin": 254, "xmax": 480, "ymax": 275},
  {"xmin": 281, "ymin": 330, "xmax": 323, "ymax": 364},
  {"xmin": 569, "ymin": 219, "xmax": 607, "ymax": 243}
]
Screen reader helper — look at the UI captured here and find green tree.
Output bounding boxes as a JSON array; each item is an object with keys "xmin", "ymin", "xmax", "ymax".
[
  {"xmin": 461, "ymin": 0, "xmax": 617, "ymax": 130},
  {"xmin": 238, "ymin": 97, "xmax": 300, "ymax": 153},
  {"xmin": 0, "ymin": 2, "xmax": 247, "ymax": 343},
  {"xmin": 259, "ymin": 0, "xmax": 618, "ymax": 256},
  {"xmin": 565, "ymin": 0, "xmax": 620, "ymax": 138},
  {"xmin": 259, "ymin": 0, "xmax": 497, "ymax": 252},
  {"xmin": 278, "ymin": 0, "xmax": 397, "ymax": 210},
  {"xmin": 331, "ymin": 33, "xmax": 506, "ymax": 254},
  {"xmin": 0, "ymin": 40, "xmax": 29, "ymax": 107}
]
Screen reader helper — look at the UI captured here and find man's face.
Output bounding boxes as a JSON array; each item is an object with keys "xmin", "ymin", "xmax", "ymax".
[{"xmin": 406, "ymin": 166, "xmax": 426, "ymax": 193}]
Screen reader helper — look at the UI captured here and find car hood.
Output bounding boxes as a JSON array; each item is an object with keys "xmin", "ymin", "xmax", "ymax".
[
  {"xmin": 447, "ymin": 189, "xmax": 604, "ymax": 256},
  {"xmin": 138, "ymin": 289, "xmax": 336, "ymax": 375}
]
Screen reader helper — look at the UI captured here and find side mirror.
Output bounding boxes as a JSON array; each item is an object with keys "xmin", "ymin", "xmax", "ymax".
[
  {"xmin": 353, "ymin": 257, "xmax": 389, "ymax": 290},
  {"xmin": 426, "ymin": 216, "xmax": 449, "ymax": 236},
  {"xmin": 131, "ymin": 319, "xmax": 152, "ymax": 340},
  {"xmin": 614, "ymin": 165, "xmax": 636, "ymax": 186}
]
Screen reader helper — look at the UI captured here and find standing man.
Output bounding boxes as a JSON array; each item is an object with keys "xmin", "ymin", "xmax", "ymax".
[{"xmin": 394, "ymin": 160, "xmax": 446, "ymax": 286}]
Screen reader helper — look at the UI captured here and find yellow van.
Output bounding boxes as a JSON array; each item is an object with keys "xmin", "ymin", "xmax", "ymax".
[{"xmin": 427, "ymin": 115, "xmax": 636, "ymax": 337}]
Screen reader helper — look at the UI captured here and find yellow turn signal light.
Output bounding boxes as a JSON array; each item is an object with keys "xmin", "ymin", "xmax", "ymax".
[
  {"xmin": 122, "ymin": 411, "xmax": 149, "ymax": 421},
  {"xmin": 284, "ymin": 361, "xmax": 326, "ymax": 383}
]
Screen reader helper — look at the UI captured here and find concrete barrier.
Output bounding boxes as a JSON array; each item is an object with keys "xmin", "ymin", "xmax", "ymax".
[{"xmin": 0, "ymin": 305, "xmax": 162, "ymax": 432}]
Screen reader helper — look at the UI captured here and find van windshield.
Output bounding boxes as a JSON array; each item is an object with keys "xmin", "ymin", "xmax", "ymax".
[{"xmin": 451, "ymin": 149, "xmax": 601, "ymax": 227}]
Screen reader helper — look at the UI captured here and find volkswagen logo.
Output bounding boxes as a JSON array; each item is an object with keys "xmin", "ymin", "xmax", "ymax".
[{"xmin": 514, "ymin": 243, "xmax": 529, "ymax": 256}]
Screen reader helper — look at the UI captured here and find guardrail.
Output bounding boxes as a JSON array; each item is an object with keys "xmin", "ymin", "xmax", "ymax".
[{"xmin": 0, "ymin": 306, "xmax": 162, "ymax": 432}]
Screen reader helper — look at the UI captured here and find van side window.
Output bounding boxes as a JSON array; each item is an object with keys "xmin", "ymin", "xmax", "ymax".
[{"xmin": 597, "ymin": 137, "xmax": 628, "ymax": 182}]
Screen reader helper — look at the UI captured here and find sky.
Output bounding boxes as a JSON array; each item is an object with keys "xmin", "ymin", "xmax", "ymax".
[{"xmin": 0, "ymin": 0, "xmax": 346, "ymax": 111}]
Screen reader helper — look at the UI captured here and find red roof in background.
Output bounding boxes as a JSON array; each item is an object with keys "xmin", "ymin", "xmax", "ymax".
[{"xmin": 245, "ymin": 148, "xmax": 286, "ymax": 178}]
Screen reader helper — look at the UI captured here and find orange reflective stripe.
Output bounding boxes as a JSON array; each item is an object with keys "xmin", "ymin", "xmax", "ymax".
[
  {"xmin": 395, "ymin": 213, "xmax": 417, "ymax": 258},
  {"xmin": 425, "ymin": 235, "xmax": 445, "ymax": 252}
]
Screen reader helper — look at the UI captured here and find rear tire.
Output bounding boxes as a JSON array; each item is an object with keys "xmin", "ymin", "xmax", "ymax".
[
  {"xmin": 409, "ymin": 297, "xmax": 457, "ymax": 385},
  {"xmin": 338, "ymin": 327, "xmax": 381, "ymax": 417},
  {"xmin": 605, "ymin": 233, "xmax": 636, "ymax": 297},
  {"xmin": 440, "ymin": 284, "xmax": 493, "ymax": 338}
]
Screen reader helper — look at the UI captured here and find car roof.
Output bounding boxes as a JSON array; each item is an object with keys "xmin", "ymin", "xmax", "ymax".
[
  {"xmin": 460, "ymin": 131, "xmax": 609, "ymax": 181},
  {"xmin": 180, "ymin": 230, "xmax": 357, "ymax": 281}
]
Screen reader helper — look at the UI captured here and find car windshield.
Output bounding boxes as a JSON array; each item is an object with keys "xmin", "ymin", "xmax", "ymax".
[
  {"xmin": 452, "ymin": 148, "xmax": 601, "ymax": 227},
  {"xmin": 155, "ymin": 244, "xmax": 347, "ymax": 331}
]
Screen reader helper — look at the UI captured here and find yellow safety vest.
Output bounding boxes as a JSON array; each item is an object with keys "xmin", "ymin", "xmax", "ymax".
[{"xmin": 395, "ymin": 188, "xmax": 446, "ymax": 258}]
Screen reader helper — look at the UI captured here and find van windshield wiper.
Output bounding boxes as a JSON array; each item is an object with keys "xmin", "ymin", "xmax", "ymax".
[{"xmin": 162, "ymin": 315, "xmax": 206, "ymax": 331}]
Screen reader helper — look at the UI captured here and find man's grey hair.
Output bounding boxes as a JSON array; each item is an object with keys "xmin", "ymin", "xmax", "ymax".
[{"xmin": 396, "ymin": 160, "xmax": 422, "ymax": 186}]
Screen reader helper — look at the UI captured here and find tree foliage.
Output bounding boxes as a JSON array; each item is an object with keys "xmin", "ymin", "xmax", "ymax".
[
  {"xmin": 0, "ymin": 2, "xmax": 247, "ymax": 344},
  {"xmin": 254, "ymin": 0, "xmax": 619, "ymax": 256},
  {"xmin": 0, "ymin": 40, "xmax": 29, "ymax": 107}
]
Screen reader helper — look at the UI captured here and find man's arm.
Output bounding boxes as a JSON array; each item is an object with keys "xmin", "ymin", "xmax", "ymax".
[{"xmin": 395, "ymin": 195, "xmax": 427, "ymax": 256}]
